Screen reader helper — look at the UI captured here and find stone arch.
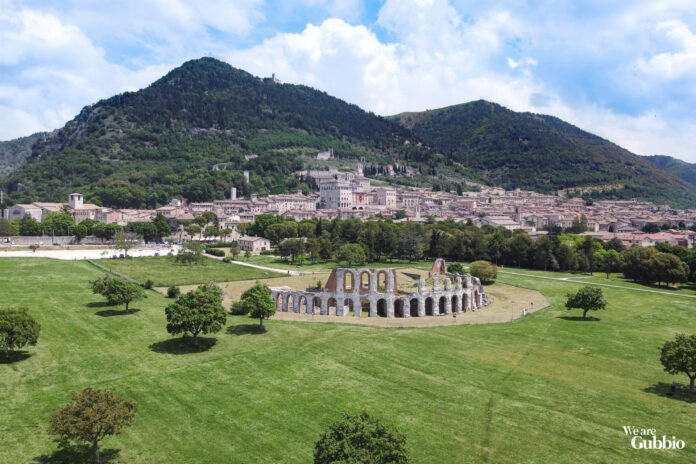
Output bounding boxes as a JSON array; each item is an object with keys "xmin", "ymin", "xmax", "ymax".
[
  {"xmin": 299, "ymin": 296, "xmax": 307, "ymax": 314},
  {"xmin": 451, "ymin": 294, "xmax": 458, "ymax": 313},
  {"xmin": 343, "ymin": 272, "xmax": 354, "ymax": 292},
  {"xmin": 377, "ymin": 298, "xmax": 387, "ymax": 317},
  {"xmin": 377, "ymin": 271, "xmax": 388, "ymax": 291},
  {"xmin": 286, "ymin": 294, "xmax": 294, "ymax": 313},
  {"xmin": 463, "ymin": 293, "xmax": 469, "ymax": 312},
  {"xmin": 438, "ymin": 296, "xmax": 446, "ymax": 315},
  {"xmin": 361, "ymin": 298, "xmax": 370, "ymax": 315},
  {"xmin": 275, "ymin": 295, "xmax": 283, "ymax": 311},
  {"xmin": 360, "ymin": 271, "xmax": 371, "ymax": 291},
  {"xmin": 473, "ymin": 289, "xmax": 479, "ymax": 309},
  {"xmin": 425, "ymin": 297, "xmax": 433, "ymax": 316},
  {"xmin": 327, "ymin": 297, "xmax": 337, "ymax": 315},
  {"xmin": 409, "ymin": 298, "xmax": 419, "ymax": 317},
  {"xmin": 394, "ymin": 299, "xmax": 404, "ymax": 317},
  {"xmin": 312, "ymin": 297, "xmax": 322, "ymax": 315},
  {"xmin": 343, "ymin": 298, "xmax": 354, "ymax": 316}
]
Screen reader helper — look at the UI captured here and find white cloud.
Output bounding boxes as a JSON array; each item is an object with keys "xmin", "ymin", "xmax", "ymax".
[
  {"xmin": 638, "ymin": 20, "xmax": 696, "ymax": 79},
  {"xmin": 0, "ymin": 9, "xmax": 170, "ymax": 140}
]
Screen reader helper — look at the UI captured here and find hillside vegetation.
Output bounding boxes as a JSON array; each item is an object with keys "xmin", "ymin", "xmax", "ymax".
[
  {"xmin": 1, "ymin": 58, "xmax": 434, "ymax": 208},
  {"xmin": 391, "ymin": 101, "xmax": 696, "ymax": 207},
  {"xmin": 0, "ymin": 132, "xmax": 46, "ymax": 178},
  {"xmin": 645, "ymin": 155, "xmax": 696, "ymax": 187}
]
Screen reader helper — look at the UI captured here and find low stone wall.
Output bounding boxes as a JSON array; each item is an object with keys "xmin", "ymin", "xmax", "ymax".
[{"xmin": 0, "ymin": 235, "xmax": 108, "ymax": 246}]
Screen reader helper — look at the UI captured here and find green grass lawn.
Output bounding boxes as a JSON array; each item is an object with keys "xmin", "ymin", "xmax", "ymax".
[
  {"xmin": 245, "ymin": 255, "xmax": 434, "ymax": 272},
  {"xmin": 1, "ymin": 258, "xmax": 695, "ymax": 463},
  {"xmin": 93, "ymin": 256, "xmax": 284, "ymax": 286}
]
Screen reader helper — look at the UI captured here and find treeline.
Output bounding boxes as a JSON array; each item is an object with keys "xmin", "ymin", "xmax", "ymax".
[
  {"xmin": 0, "ymin": 213, "xmax": 172, "ymax": 243},
  {"xmin": 242, "ymin": 214, "xmax": 696, "ymax": 284}
]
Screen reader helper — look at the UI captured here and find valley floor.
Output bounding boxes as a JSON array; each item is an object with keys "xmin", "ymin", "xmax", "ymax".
[{"xmin": 1, "ymin": 258, "xmax": 694, "ymax": 463}]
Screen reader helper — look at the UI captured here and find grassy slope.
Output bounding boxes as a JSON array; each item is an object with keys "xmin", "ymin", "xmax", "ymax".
[
  {"xmin": 94, "ymin": 256, "xmax": 284, "ymax": 286},
  {"xmin": 1, "ymin": 258, "xmax": 695, "ymax": 463}
]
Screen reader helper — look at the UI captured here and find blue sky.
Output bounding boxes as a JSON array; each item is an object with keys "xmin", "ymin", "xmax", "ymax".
[{"xmin": 2, "ymin": 0, "xmax": 696, "ymax": 162}]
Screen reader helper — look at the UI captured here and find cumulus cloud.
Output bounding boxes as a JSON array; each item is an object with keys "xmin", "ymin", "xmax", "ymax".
[{"xmin": 2, "ymin": 0, "xmax": 696, "ymax": 162}]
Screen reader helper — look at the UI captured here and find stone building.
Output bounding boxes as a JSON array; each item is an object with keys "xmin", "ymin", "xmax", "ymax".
[{"xmin": 269, "ymin": 260, "xmax": 489, "ymax": 318}]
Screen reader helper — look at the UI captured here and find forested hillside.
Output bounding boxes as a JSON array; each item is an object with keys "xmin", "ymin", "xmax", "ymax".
[
  {"xmin": 0, "ymin": 132, "xmax": 46, "ymax": 178},
  {"xmin": 391, "ymin": 101, "xmax": 696, "ymax": 207},
  {"xmin": 0, "ymin": 58, "xmax": 434, "ymax": 208},
  {"xmin": 644, "ymin": 155, "xmax": 696, "ymax": 187}
]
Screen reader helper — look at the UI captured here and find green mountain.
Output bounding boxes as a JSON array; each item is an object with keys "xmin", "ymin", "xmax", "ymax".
[
  {"xmin": 0, "ymin": 132, "xmax": 47, "ymax": 178},
  {"xmin": 644, "ymin": 155, "xmax": 696, "ymax": 187},
  {"xmin": 390, "ymin": 101, "xmax": 696, "ymax": 208},
  {"xmin": 1, "ymin": 58, "xmax": 435, "ymax": 208}
]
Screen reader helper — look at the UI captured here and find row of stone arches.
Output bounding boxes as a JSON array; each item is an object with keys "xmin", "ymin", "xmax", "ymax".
[{"xmin": 274, "ymin": 291, "xmax": 478, "ymax": 317}]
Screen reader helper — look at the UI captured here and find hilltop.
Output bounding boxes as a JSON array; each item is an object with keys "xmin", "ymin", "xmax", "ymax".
[
  {"xmin": 390, "ymin": 101, "xmax": 696, "ymax": 207},
  {"xmin": 0, "ymin": 58, "xmax": 435, "ymax": 208}
]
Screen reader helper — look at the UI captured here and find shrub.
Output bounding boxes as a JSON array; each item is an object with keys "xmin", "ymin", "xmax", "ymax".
[
  {"xmin": 143, "ymin": 279, "xmax": 154, "ymax": 289},
  {"xmin": 167, "ymin": 286, "xmax": 181, "ymax": 298},
  {"xmin": 230, "ymin": 300, "xmax": 249, "ymax": 315},
  {"xmin": 222, "ymin": 257, "xmax": 233, "ymax": 263},
  {"xmin": 469, "ymin": 260, "xmax": 497, "ymax": 283},
  {"xmin": 259, "ymin": 249, "xmax": 275, "ymax": 256},
  {"xmin": 204, "ymin": 248, "xmax": 225, "ymax": 257}
]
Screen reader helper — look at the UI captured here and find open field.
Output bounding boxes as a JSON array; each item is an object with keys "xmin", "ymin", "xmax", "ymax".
[
  {"xmin": 244, "ymin": 255, "xmax": 434, "ymax": 273},
  {"xmin": 2, "ymin": 257, "xmax": 696, "ymax": 463},
  {"xmin": 94, "ymin": 256, "xmax": 284, "ymax": 287}
]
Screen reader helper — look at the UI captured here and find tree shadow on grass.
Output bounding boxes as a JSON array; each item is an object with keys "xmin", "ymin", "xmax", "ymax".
[
  {"xmin": 558, "ymin": 316, "xmax": 601, "ymax": 322},
  {"xmin": 644, "ymin": 382, "xmax": 696, "ymax": 403},
  {"xmin": 86, "ymin": 301, "xmax": 112, "ymax": 308},
  {"xmin": 149, "ymin": 336, "xmax": 217, "ymax": 354},
  {"xmin": 32, "ymin": 445, "xmax": 119, "ymax": 464},
  {"xmin": 95, "ymin": 308, "xmax": 141, "ymax": 317},
  {"xmin": 227, "ymin": 324, "xmax": 266, "ymax": 336},
  {"xmin": 0, "ymin": 350, "xmax": 32, "ymax": 364}
]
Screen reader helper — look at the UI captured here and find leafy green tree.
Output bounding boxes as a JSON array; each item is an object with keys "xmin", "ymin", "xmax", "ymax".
[
  {"xmin": 648, "ymin": 252, "xmax": 690, "ymax": 287},
  {"xmin": 185, "ymin": 224, "xmax": 201, "ymax": 241},
  {"xmin": 113, "ymin": 231, "xmax": 140, "ymax": 257},
  {"xmin": 0, "ymin": 218, "xmax": 14, "ymax": 236},
  {"xmin": 605, "ymin": 237, "xmax": 625, "ymax": 252},
  {"xmin": 505, "ymin": 233, "xmax": 532, "ymax": 267},
  {"xmin": 167, "ymin": 286, "xmax": 180, "ymax": 298},
  {"xmin": 399, "ymin": 225, "xmax": 425, "ymax": 262},
  {"xmin": 469, "ymin": 260, "xmax": 497, "ymax": 283},
  {"xmin": 338, "ymin": 243, "xmax": 366, "ymax": 266},
  {"xmin": 594, "ymin": 248, "xmax": 619, "ymax": 278},
  {"xmin": 153, "ymin": 213, "xmax": 171, "ymax": 240},
  {"xmin": 73, "ymin": 223, "xmax": 88, "ymax": 241},
  {"xmin": 229, "ymin": 243, "xmax": 240, "ymax": 259},
  {"xmin": 565, "ymin": 286, "xmax": 607, "ymax": 320},
  {"xmin": 164, "ymin": 283, "xmax": 226, "ymax": 347},
  {"xmin": 238, "ymin": 283, "xmax": 276, "ymax": 329},
  {"xmin": 175, "ymin": 241, "xmax": 204, "ymax": 264},
  {"xmin": 660, "ymin": 333, "xmax": 696, "ymax": 392},
  {"xmin": 19, "ymin": 216, "xmax": 42, "ymax": 236},
  {"xmin": 0, "ymin": 308, "xmax": 40, "ymax": 358},
  {"xmin": 48, "ymin": 387, "xmax": 138, "ymax": 464},
  {"xmin": 91, "ymin": 276, "xmax": 146, "ymax": 313},
  {"xmin": 314, "ymin": 411, "xmax": 409, "ymax": 464},
  {"xmin": 448, "ymin": 263, "xmax": 465, "ymax": 275},
  {"xmin": 642, "ymin": 222, "xmax": 660, "ymax": 233},
  {"xmin": 42, "ymin": 212, "xmax": 76, "ymax": 236}
]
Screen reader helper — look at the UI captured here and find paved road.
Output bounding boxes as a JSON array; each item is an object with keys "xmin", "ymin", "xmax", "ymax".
[{"xmin": 0, "ymin": 246, "xmax": 180, "ymax": 261}]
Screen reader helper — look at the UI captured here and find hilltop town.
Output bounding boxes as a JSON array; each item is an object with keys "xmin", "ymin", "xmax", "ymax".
[{"xmin": 4, "ymin": 163, "xmax": 695, "ymax": 249}]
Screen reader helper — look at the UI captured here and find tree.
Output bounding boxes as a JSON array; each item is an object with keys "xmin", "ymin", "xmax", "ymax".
[
  {"xmin": 338, "ymin": 243, "xmax": 366, "ymax": 266},
  {"xmin": 469, "ymin": 260, "xmax": 497, "ymax": 283},
  {"xmin": 164, "ymin": 283, "xmax": 226, "ymax": 348},
  {"xmin": 565, "ymin": 286, "xmax": 607, "ymax": 320},
  {"xmin": 239, "ymin": 283, "xmax": 276, "ymax": 329},
  {"xmin": 0, "ymin": 218, "xmax": 13, "ymax": 236},
  {"xmin": 175, "ymin": 241, "xmax": 204, "ymax": 265},
  {"xmin": 185, "ymin": 224, "xmax": 201, "ymax": 241},
  {"xmin": 153, "ymin": 213, "xmax": 171, "ymax": 240},
  {"xmin": 91, "ymin": 276, "xmax": 146, "ymax": 313},
  {"xmin": 48, "ymin": 387, "xmax": 138, "ymax": 464},
  {"xmin": 112, "ymin": 231, "xmax": 140, "ymax": 257},
  {"xmin": 314, "ymin": 411, "xmax": 409, "ymax": 464},
  {"xmin": 0, "ymin": 308, "xmax": 40, "ymax": 358},
  {"xmin": 605, "ymin": 237, "xmax": 626, "ymax": 252},
  {"xmin": 660, "ymin": 333, "xmax": 696, "ymax": 392},
  {"xmin": 448, "ymin": 263, "xmax": 465, "ymax": 275},
  {"xmin": 229, "ymin": 243, "xmax": 240, "ymax": 259},
  {"xmin": 594, "ymin": 249, "xmax": 619, "ymax": 278},
  {"xmin": 29, "ymin": 244, "xmax": 39, "ymax": 253}
]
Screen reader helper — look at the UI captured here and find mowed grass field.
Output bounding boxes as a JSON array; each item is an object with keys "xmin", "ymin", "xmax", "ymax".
[
  {"xmin": 94, "ymin": 256, "xmax": 284, "ymax": 286},
  {"xmin": 1, "ymin": 258, "xmax": 695, "ymax": 463}
]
